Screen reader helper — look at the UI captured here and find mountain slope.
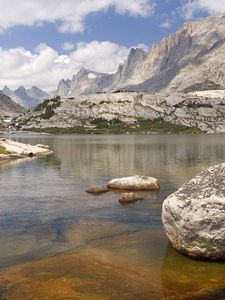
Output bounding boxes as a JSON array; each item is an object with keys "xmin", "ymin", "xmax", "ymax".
[
  {"xmin": 17, "ymin": 92, "xmax": 225, "ymax": 133},
  {"xmin": 0, "ymin": 91, "xmax": 25, "ymax": 116}
]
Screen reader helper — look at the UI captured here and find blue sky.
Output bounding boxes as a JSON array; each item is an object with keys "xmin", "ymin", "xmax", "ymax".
[{"xmin": 0, "ymin": 0, "xmax": 221, "ymax": 90}]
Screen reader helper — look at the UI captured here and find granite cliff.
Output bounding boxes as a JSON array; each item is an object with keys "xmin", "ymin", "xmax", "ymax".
[{"xmin": 56, "ymin": 14, "xmax": 225, "ymax": 96}]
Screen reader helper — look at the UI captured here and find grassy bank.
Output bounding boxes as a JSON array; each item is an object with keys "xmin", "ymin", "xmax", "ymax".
[
  {"xmin": 24, "ymin": 118, "xmax": 202, "ymax": 134},
  {"xmin": 0, "ymin": 146, "xmax": 11, "ymax": 155}
]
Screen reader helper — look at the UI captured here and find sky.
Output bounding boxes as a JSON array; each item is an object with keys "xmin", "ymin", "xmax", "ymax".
[{"xmin": 0, "ymin": 0, "xmax": 223, "ymax": 91}]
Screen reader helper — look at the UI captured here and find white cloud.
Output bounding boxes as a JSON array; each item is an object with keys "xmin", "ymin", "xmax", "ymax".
[
  {"xmin": 62, "ymin": 42, "xmax": 75, "ymax": 51},
  {"xmin": 182, "ymin": 0, "xmax": 225, "ymax": 19},
  {"xmin": 160, "ymin": 19, "xmax": 173, "ymax": 28},
  {"xmin": 0, "ymin": 41, "xmax": 131, "ymax": 91},
  {"xmin": 0, "ymin": 0, "xmax": 155, "ymax": 33}
]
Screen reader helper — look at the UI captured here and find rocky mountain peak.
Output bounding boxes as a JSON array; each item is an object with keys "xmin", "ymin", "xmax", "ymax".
[
  {"xmin": 54, "ymin": 14, "xmax": 225, "ymax": 95},
  {"xmin": 2, "ymin": 86, "xmax": 12, "ymax": 94},
  {"xmin": 57, "ymin": 79, "xmax": 72, "ymax": 97}
]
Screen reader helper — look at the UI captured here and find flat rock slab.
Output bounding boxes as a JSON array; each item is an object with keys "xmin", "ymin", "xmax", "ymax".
[
  {"xmin": 0, "ymin": 139, "xmax": 52, "ymax": 157},
  {"xmin": 162, "ymin": 162, "xmax": 225, "ymax": 260},
  {"xmin": 107, "ymin": 175, "xmax": 160, "ymax": 191},
  {"xmin": 86, "ymin": 185, "xmax": 110, "ymax": 194}
]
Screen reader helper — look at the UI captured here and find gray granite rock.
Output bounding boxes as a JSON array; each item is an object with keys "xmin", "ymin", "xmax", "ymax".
[
  {"xmin": 108, "ymin": 175, "xmax": 160, "ymax": 190},
  {"xmin": 162, "ymin": 163, "xmax": 225, "ymax": 260}
]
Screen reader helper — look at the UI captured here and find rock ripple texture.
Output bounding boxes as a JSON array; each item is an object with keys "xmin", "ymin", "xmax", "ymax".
[{"xmin": 162, "ymin": 163, "xmax": 225, "ymax": 260}]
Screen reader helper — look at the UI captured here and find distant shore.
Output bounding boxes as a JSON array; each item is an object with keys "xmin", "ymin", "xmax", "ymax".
[{"xmin": 21, "ymin": 118, "xmax": 202, "ymax": 135}]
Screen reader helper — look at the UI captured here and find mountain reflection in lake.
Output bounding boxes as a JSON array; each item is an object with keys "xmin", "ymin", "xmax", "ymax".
[{"xmin": 0, "ymin": 133, "xmax": 225, "ymax": 300}]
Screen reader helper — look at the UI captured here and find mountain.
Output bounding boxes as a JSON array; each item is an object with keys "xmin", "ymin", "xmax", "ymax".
[
  {"xmin": 2, "ymin": 86, "xmax": 51, "ymax": 108},
  {"xmin": 124, "ymin": 14, "xmax": 225, "ymax": 92},
  {"xmin": 0, "ymin": 91, "xmax": 25, "ymax": 116},
  {"xmin": 56, "ymin": 79, "xmax": 72, "ymax": 96},
  {"xmin": 56, "ymin": 48, "xmax": 148, "ymax": 96},
  {"xmin": 56, "ymin": 14, "xmax": 225, "ymax": 96}
]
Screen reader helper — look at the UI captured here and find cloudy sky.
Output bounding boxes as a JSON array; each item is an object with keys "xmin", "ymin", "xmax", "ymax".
[{"xmin": 0, "ymin": 0, "xmax": 223, "ymax": 91}]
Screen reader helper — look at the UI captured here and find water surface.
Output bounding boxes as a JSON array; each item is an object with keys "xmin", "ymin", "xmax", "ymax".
[{"xmin": 0, "ymin": 133, "xmax": 225, "ymax": 299}]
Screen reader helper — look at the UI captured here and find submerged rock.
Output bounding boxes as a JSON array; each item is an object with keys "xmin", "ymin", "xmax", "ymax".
[
  {"xmin": 107, "ymin": 175, "xmax": 160, "ymax": 191},
  {"xmin": 119, "ymin": 192, "xmax": 143, "ymax": 204},
  {"xmin": 162, "ymin": 163, "xmax": 225, "ymax": 260},
  {"xmin": 86, "ymin": 185, "xmax": 110, "ymax": 194}
]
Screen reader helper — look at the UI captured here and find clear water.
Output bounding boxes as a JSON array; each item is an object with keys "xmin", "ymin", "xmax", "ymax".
[{"xmin": 0, "ymin": 133, "xmax": 225, "ymax": 299}]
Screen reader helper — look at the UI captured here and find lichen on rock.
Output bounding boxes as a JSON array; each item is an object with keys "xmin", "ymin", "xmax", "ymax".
[{"xmin": 162, "ymin": 163, "xmax": 225, "ymax": 260}]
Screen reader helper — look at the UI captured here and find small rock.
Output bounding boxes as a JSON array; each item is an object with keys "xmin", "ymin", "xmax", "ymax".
[
  {"xmin": 86, "ymin": 185, "xmax": 110, "ymax": 194},
  {"xmin": 119, "ymin": 192, "xmax": 143, "ymax": 204},
  {"xmin": 107, "ymin": 175, "xmax": 160, "ymax": 190}
]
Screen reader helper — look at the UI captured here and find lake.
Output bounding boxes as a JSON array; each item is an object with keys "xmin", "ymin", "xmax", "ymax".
[{"xmin": 0, "ymin": 133, "xmax": 225, "ymax": 300}]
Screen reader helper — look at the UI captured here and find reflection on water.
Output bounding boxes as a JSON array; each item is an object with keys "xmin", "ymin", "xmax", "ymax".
[{"xmin": 0, "ymin": 133, "xmax": 225, "ymax": 299}]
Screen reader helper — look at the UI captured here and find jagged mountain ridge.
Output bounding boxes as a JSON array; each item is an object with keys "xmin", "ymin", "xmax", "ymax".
[
  {"xmin": 57, "ymin": 14, "xmax": 225, "ymax": 96},
  {"xmin": 2, "ymin": 86, "xmax": 51, "ymax": 108},
  {"xmin": 56, "ymin": 47, "xmax": 148, "ymax": 96}
]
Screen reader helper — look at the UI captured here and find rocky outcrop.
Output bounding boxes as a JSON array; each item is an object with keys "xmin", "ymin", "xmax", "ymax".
[
  {"xmin": 107, "ymin": 175, "xmax": 160, "ymax": 190},
  {"xmin": 162, "ymin": 163, "xmax": 225, "ymax": 260},
  {"xmin": 17, "ymin": 91, "xmax": 225, "ymax": 133}
]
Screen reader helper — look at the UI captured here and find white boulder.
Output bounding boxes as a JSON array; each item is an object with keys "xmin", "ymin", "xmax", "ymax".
[{"xmin": 107, "ymin": 175, "xmax": 160, "ymax": 190}]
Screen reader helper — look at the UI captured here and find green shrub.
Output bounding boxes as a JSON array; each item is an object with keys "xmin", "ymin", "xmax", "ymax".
[{"xmin": 41, "ymin": 106, "xmax": 55, "ymax": 119}]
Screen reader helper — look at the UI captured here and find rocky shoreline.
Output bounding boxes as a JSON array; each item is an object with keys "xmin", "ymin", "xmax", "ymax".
[{"xmin": 0, "ymin": 139, "xmax": 52, "ymax": 161}]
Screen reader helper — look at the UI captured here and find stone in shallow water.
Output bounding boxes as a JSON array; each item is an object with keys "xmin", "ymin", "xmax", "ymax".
[
  {"xmin": 119, "ymin": 192, "xmax": 144, "ymax": 204},
  {"xmin": 107, "ymin": 175, "xmax": 160, "ymax": 191},
  {"xmin": 162, "ymin": 162, "xmax": 225, "ymax": 260},
  {"xmin": 86, "ymin": 185, "xmax": 110, "ymax": 194}
]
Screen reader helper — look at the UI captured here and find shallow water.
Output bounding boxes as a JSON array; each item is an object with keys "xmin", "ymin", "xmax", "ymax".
[{"xmin": 0, "ymin": 133, "xmax": 225, "ymax": 299}]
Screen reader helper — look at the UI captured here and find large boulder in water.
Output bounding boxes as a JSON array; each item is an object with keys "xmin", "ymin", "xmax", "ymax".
[
  {"xmin": 162, "ymin": 163, "xmax": 225, "ymax": 260},
  {"xmin": 107, "ymin": 175, "xmax": 160, "ymax": 191}
]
